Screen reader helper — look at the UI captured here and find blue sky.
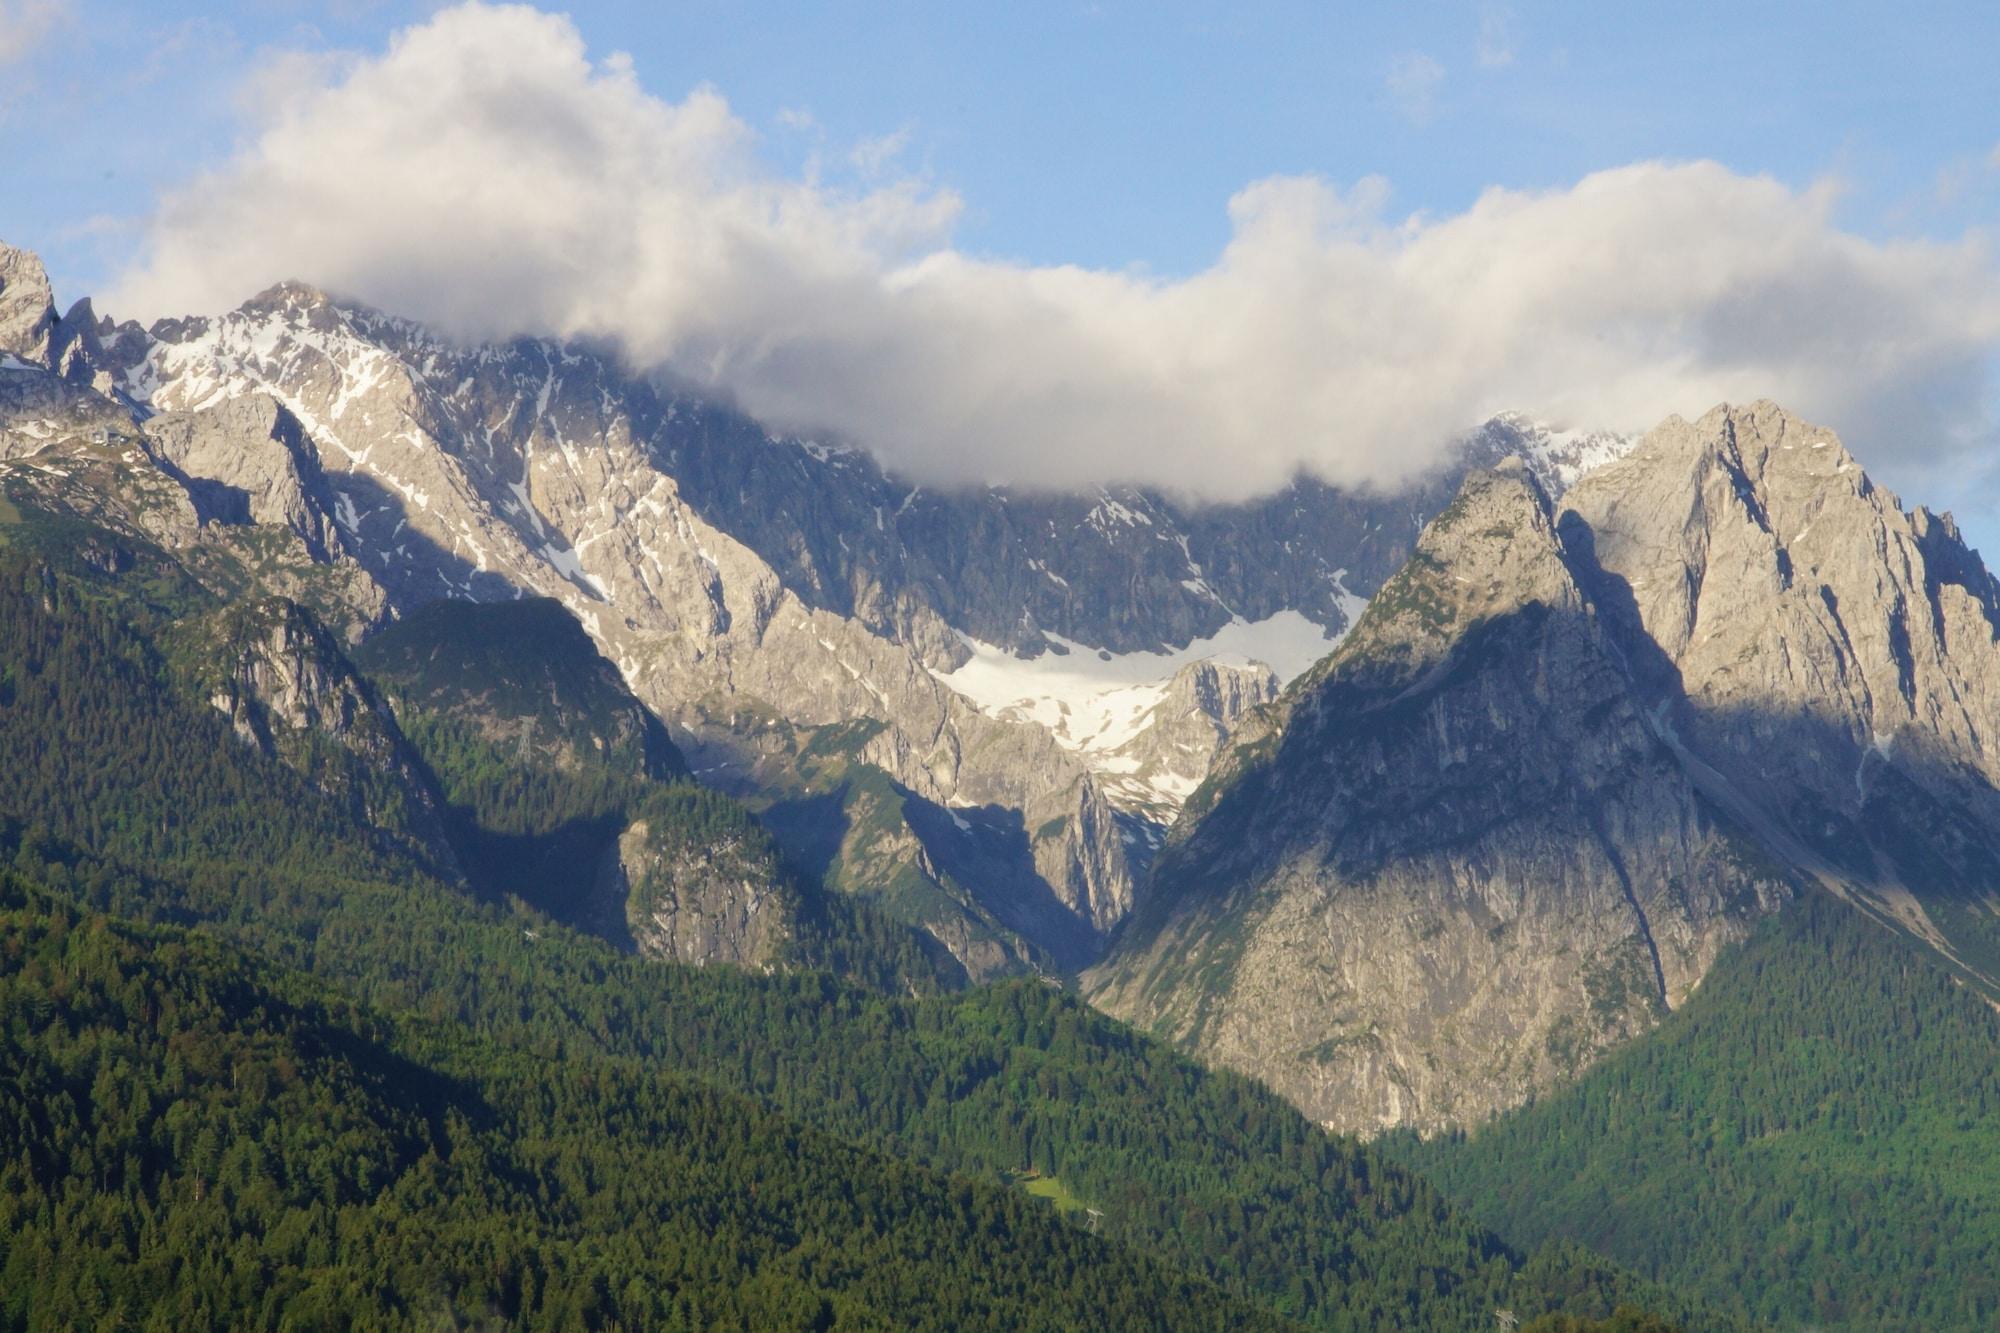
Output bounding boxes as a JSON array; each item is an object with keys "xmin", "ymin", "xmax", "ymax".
[
  {"xmin": 9, "ymin": 2, "xmax": 1997, "ymax": 292},
  {"xmin": 4, "ymin": 1, "xmax": 1999, "ymax": 533}
]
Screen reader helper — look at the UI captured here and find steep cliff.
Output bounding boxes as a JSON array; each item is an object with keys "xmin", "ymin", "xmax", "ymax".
[
  {"xmin": 1089, "ymin": 460, "xmax": 1793, "ymax": 1134},
  {"xmin": 1560, "ymin": 401, "xmax": 2000, "ymax": 978}
]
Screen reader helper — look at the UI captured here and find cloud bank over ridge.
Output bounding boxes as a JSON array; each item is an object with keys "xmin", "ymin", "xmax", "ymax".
[{"xmin": 108, "ymin": 1, "xmax": 2000, "ymax": 502}]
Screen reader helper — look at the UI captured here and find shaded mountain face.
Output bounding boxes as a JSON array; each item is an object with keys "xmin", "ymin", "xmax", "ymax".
[
  {"xmin": 0, "ymin": 238, "xmax": 1627, "ymax": 977},
  {"xmin": 354, "ymin": 595, "xmax": 689, "ymax": 782},
  {"xmin": 1088, "ymin": 460, "xmax": 1794, "ymax": 1134},
  {"xmin": 1092, "ymin": 402, "xmax": 2000, "ymax": 1136},
  {"xmin": 1560, "ymin": 403, "xmax": 2000, "ymax": 978}
]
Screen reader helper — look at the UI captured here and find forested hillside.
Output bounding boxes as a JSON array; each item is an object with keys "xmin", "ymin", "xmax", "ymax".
[
  {"xmin": 1389, "ymin": 894, "xmax": 2000, "ymax": 1329},
  {"xmin": 0, "ymin": 500, "xmax": 1701, "ymax": 1327},
  {"xmin": 0, "ymin": 872, "xmax": 1284, "ymax": 1330}
]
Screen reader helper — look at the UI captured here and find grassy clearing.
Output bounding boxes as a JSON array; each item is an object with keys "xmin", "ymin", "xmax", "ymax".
[{"xmin": 1008, "ymin": 1169, "xmax": 1087, "ymax": 1214}]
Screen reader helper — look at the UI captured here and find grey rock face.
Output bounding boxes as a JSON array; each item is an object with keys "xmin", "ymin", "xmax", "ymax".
[
  {"xmin": 46, "ymin": 299, "xmax": 151, "ymax": 397},
  {"xmin": 0, "ymin": 244, "xmax": 55, "ymax": 365},
  {"xmin": 684, "ymin": 418, "xmax": 1624, "ymax": 662},
  {"xmin": 211, "ymin": 600, "xmax": 372, "ymax": 741},
  {"xmin": 1561, "ymin": 402, "xmax": 2000, "ymax": 970},
  {"xmin": 1088, "ymin": 462, "xmax": 1791, "ymax": 1135},
  {"xmin": 600, "ymin": 818, "xmax": 793, "ymax": 968},
  {"xmin": 143, "ymin": 394, "xmax": 346, "ymax": 561}
]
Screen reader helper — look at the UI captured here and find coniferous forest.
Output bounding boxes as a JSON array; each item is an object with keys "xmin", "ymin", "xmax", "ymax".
[
  {"xmin": 1387, "ymin": 893, "xmax": 2000, "ymax": 1329},
  {"xmin": 0, "ymin": 514, "xmax": 1700, "ymax": 1327}
]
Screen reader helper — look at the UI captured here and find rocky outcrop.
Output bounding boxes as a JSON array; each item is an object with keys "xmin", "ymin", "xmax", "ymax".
[
  {"xmin": 602, "ymin": 816, "xmax": 793, "ymax": 968},
  {"xmin": 0, "ymin": 244, "xmax": 55, "ymax": 365},
  {"xmin": 207, "ymin": 598, "xmax": 461, "ymax": 880},
  {"xmin": 0, "ymin": 346, "xmax": 134, "ymax": 463},
  {"xmin": 1478, "ymin": 413, "xmax": 1638, "ymax": 499},
  {"xmin": 143, "ymin": 394, "xmax": 345, "ymax": 561}
]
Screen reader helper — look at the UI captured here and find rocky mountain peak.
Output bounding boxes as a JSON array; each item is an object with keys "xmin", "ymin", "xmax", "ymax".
[
  {"xmin": 1558, "ymin": 402, "xmax": 2000, "ymax": 984},
  {"xmin": 1097, "ymin": 398, "xmax": 2000, "ymax": 1135},
  {"xmin": 1561, "ymin": 399, "xmax": 1993, "ymax": 736},
  {"xmin": 1474, "ymin": 413, "xmax": 1640, "ymax": 497},
  {"xmin": 0, "ymin": 242, "xmax": 57, "ymax": 365},
  {"xmin": 1321, "ymin": 458, "xmax": 1576, "ymax": 691},
  {"xmin": 241, "ymin": 278, "xmax": 340, "ymax": 320},
  {"xmin": 1092, "ymin": 449, "xmax": 1792, "ymax": 1134}
]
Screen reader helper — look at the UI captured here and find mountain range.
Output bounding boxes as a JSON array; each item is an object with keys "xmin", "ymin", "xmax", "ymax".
[
  {"xmin": 8, "ymin": 231, "xmax": 2000, "ymax": 1328},
  {"xmin": 0, "ymin": 238, "xmax": 1634, "ymax": 983}
]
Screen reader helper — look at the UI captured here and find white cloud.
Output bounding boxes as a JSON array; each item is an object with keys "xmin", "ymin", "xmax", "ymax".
[
  {"xmin": 0, "ymin": 0, "xmax": 67, "ymax": 67},
  {"xmin": 851, "ymin": 126, "xmax": 913, "ymax": 179},
  {"xmin": 1385, "ymin": 51, "xmax": 1445, "ymax": 125},
  {"xmin": 1477, "ymin": 6, "xmax": 1516, "ymax": 68},
  {"xmin": 107, "ymin": 2, "xmax": 2000, "ymax": 503}
]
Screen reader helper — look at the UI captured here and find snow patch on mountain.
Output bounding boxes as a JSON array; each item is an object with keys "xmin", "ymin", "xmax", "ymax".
[
  {"xmin": 1493, "ymin": 413, "xmax": 1641, "ymax": 496},
  {"xmin": 940, "ymin": 609, "xmax": 1336, "ymax": 743},
  {"xmin": 936, "ymin": 609, "xmax": 1344, "ymax": 813}
]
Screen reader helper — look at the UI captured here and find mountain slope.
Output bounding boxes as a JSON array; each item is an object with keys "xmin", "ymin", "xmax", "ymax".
[
  {"xmin": 0, "ymin": 480, "xmax": 945, "ymax": 992},
  {"xmin": 0, "ymin": 872, "xmax": 1293, "ymax": 1331},
  {"xmin": 1388, "ymin": 892, "xmax": 2000, "ymax": 1330},
  {"xmin": 38, "ymin": 259, "xmax": 1154, "ymax": 971},
  {"xmin": 1092, "ymin": 401, "xmax": 2000, "ymax": 1138},
  {"xmin": 1088, "ymin": 462, "xmax": 1791, "ymax": 1133},
  {"xmin": 2, "ymin": 237, "xmax": 1646, "ymax": 977}
]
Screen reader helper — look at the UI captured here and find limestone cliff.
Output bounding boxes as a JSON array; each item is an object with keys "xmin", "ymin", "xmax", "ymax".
[
  {"xmin": 1089, "ymin": 461, "xmax": 1793, "ymax": 1135},
  {"xmin": 600, "ymin": 815, "xmax": 795, "ymax": 968}
]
